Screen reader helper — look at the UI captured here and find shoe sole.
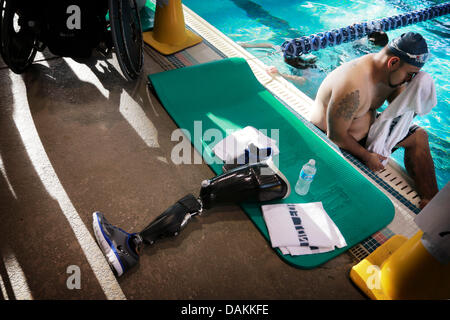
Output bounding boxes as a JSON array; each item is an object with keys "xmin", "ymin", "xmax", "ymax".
[{"xmin": 92, "ymin": 212, "xmax": 124, "ymax": 277}]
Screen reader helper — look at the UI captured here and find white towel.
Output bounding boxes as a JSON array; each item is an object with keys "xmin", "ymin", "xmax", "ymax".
[
  {"xmin": 366, "ymin": 71, "xmax": 436, "ymax": 166},
  {"xmin": 212, "ymin": 126, "xmax": 279, "ymax": 164},
  {"xmin": 261, "ymin": 202, "xmax": 347, "ymax": 256}
]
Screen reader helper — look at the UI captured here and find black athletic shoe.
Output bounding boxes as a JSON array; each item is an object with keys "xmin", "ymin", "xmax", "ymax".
[{"xmin": 92, "ymin": 212, "xmax": 141, "ymax": 277}]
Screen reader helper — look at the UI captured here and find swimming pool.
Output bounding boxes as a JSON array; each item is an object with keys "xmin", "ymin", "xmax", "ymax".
[{"xmin": 183, "ymin": 0, "xmax": 449, "ymax": 190}]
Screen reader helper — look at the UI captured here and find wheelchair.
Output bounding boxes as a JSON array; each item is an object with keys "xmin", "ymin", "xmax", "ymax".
[{"xmin": 0, "ymin": 0, "xmax": 143, "ymax": 80}]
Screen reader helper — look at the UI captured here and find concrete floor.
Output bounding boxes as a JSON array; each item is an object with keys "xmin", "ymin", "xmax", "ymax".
[{"xmin": 0, "ymin": 48, "xmax": 365, "ymax": 300}]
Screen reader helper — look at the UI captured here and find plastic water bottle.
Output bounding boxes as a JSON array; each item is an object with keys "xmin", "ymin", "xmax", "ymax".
[{"xmin": 295, "ymin": 159, "xmax": 316, "ymax": 196}]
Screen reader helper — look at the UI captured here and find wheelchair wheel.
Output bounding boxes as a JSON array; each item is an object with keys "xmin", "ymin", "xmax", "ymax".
[
  {"xmin": 109, "ymin": 0, "xmax": 143, "ymax": 80},
  {"xmin": 0, "ymin": 0, "xmax": 37, "ymax": 73}
]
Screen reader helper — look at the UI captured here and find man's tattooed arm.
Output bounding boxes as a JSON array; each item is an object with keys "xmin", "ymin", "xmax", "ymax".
[
  {"xmin": 333, "ymin": 90, "xmax": 360, "ymax": 120},
  {"xmin": 326, "ymin": 88, "xmax": 363, "ymax": 146},
  {"xmin": 326, "ymin": 88, "xmax": 384, "ymax": 170}
]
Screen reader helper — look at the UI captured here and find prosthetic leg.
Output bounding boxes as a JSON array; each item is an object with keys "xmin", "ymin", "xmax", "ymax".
[{"xmin": 93, "ymin": 160, "xmax": 290, "ymax": 276}]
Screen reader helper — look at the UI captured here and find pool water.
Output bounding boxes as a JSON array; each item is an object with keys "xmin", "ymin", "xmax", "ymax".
[{"xmin": 183, "ymin": 0, "xmax": 449, "ymax": 190}]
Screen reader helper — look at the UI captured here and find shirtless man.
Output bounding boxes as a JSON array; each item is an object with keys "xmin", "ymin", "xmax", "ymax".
[{"xmin": 309, "ymin": 32, "xmax": 438, "ymax": 209}]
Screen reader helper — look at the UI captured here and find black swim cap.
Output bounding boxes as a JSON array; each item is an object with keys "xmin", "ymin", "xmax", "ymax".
[{"xmin": 387, "ymin": 32, "xmax": 429, "ymax": 68}]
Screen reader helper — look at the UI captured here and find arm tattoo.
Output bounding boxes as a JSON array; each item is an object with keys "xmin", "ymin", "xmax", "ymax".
[{"xmin": 334, "ymin": 90, "xmax": 360, "ymax": 120}]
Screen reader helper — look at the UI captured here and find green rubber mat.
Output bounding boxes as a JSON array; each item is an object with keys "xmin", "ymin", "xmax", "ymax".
[{"xmin": 148, "ymin": 57, "xmax": 395, "ymax": 268}]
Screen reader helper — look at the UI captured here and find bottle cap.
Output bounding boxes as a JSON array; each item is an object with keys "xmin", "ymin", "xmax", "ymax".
[{"xmin": 308, "ymin": 159, "xmax": 315, "ymax": 166}]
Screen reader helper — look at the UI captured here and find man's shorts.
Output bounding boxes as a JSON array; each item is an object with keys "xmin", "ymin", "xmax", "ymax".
[
  {"xmin": 358, "ymin": 115, "xmax": 421, "ymax": 153},
  {"xmin": 314, "ymin": 114, "xmax": 421, "ymax": 154}
]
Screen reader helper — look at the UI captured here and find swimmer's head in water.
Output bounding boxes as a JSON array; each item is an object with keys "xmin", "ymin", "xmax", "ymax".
[
  {"xmin": 368, "ymin": 31, "xmax": 389, "ymax": 47},
  {"xmin": 284, "ymin": 56, "xmax": 318, "ymax": 69}
]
